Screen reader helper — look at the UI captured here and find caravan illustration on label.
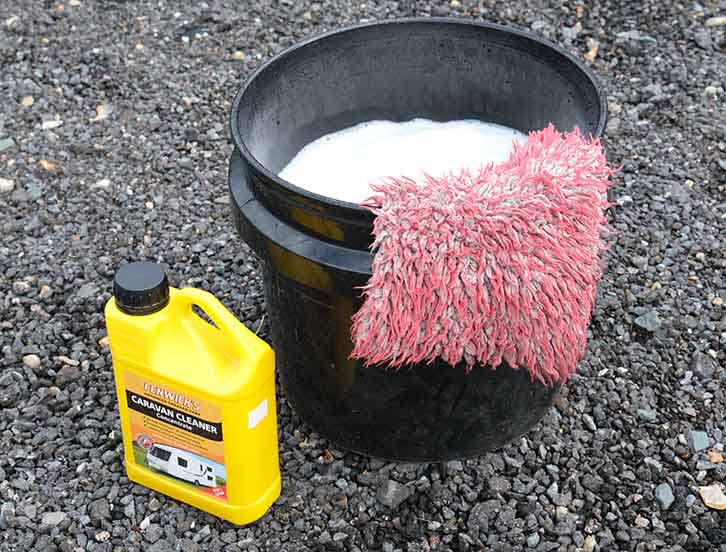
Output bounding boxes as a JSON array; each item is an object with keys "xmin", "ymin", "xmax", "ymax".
[{"xmin": 147, "ymin": 444, "xmax": 218, "ymax": 487}]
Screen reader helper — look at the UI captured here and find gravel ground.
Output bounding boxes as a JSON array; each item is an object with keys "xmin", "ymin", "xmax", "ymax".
[{"xmin": 1, "ymin": 0, "xmax": 725, "ymax": 551}]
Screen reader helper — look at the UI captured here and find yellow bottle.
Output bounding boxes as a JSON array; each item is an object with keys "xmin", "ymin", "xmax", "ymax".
[{"xmin": 104, "ymin": 262, "xmax": 280, "ymax": 525}]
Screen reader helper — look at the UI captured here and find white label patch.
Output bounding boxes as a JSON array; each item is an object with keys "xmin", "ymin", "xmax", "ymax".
[{"xmin": 248, "ymin": 399, "xmax": 268, "ymax": 429}]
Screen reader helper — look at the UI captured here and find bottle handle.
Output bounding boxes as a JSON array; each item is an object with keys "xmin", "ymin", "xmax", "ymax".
[{"xmin": 175, "ymin": 287, "xmax": 267, "ymax": 358}]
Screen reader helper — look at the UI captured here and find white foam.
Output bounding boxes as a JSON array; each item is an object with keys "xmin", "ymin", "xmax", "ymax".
[{"xmin": 278, "ymin": 118, "xmax": 526, "ymax": 204}]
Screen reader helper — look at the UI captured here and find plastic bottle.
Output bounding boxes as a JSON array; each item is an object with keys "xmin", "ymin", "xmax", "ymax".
[{"xmin": 104, "ymin": 262, "xmax": 280, "ymax": 525}]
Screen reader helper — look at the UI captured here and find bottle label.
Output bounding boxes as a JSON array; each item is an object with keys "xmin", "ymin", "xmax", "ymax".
[{"xmin": 124, "ymin": 372, "xmax": 227, "ymax": 501}]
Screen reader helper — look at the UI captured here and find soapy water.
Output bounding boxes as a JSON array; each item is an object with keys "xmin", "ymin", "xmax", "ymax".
[{"xmin": 279, "ymin": 118, "xmax": 526, "ymax": 204}]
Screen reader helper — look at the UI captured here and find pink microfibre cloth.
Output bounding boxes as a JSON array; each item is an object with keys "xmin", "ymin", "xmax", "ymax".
[{"xmin": 350, "ymin": 124, "xmax": 614, "ymax": 385}]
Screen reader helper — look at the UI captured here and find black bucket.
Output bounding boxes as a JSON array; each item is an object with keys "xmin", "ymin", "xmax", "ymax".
[{"xmin": 228, "ymin": 18, "xmax": 606, "ymax": 461}]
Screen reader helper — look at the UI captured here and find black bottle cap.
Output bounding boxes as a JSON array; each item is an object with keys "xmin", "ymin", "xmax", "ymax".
[{"xmin": 113, "ymin": 262, "xmax": 170, "ymax": 315}]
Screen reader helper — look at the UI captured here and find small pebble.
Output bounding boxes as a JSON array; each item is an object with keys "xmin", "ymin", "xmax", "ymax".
[
  {"xmin": 22, "ymin": 354, "xmax": 41, "ymax": 370},
  {"xmin": 144, "ymin": 523, "xmax": 164, "ymax": 543},
  {"xmin": 688, "ymin": 430, "xmax": 709, "ymax": 452},
  {"xmin": 41, "ymin": 511, "xmax": 67, "ymax": 526},
  {"xmin": 0, "ymin": 178, "xmax": 14, "ymax": 193},
  {"xmin": 634, "ymin": 514, "xmax": 649, "ymax": 527},
  {"xmin": 93, "ymin": 178, "xmax": 111, "ymax": 189},
  {"xmin": 704, "ymin": 85, "xmax": 721, "ymax": 97},
  {"xmin": 0, "ymin": 138, "xmax": 16, "ymax": 152},
  {"xmin": 41, "ymin": 117, "xmax": 63, "ymax": 130},
  {"xmin": 654, "ymin": 483, "xmax": 674, "ymax": 510},
  {"xmin": 583, "ymin": 414, "xmax": 597, "ymax": 431},
  {"xmin": 377, "ymin": 479, "xmax": 411, "ymax": 509},
  {"xmin": 634, "ymin": 310, "xmax": 661, "ymax": 332},
  {"xmin": 583, "ymin": 535, "xmax": 597, "ymax": 552},
  {"xmin": 139, "ymin": 516, "xmax": 152, "ymax": 530},
  {"xmin": 707, "ymin": 450, "xmax": 723, "ymax": 464},
  {"xmin": 637, "ymin": 408, "xmax": 658, "ymax": 423},
  {"xmin": 699, "ymin": 484, "xmax": 726, "ymax": 510}
]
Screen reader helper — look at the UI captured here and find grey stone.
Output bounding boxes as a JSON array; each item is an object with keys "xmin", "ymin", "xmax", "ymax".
[
  {"xmin": 654, "ymin": 483, "xmax": 674, "ymax": 510},
  {"xmin": 704, "ymin": 85, "xmax": 722, "ymax": 97},
  {"xmin": 0, "ymin": 178, "xmax": 13, "ymax": 193},
  {"xmin": 644, "ymin": 457, "xmax": 663, "ymax": 472},
  {"xmin": 88, "ymin": 498, "xmax": 110, "ymax": 521},
  {"xmin": 123, "ymin": 500, "xmax": 135, "ymax": 520},
  {"xmin": 616, "ymin": 30, "xmax": 657, "ymax": 43},
  {"xmin": 100, "ymin": 450, "xmax": 116, "ymax": 464},
  {"xmin": 219, "ymin": 530, "xmax": 236, "ymax": 544},
  {"xmin": 503, "ymin": 453, "xmax": 524, "ymax": 469},
  {"xmin": 489, "ymin": 476, "xmax": 512, "ymax": 494},
  {"xmin": 19, "ymin": 79, "xmax": 42, "ymax": 95},
  {"xmin": 41, "ymin": 511, "xmax": 67, "ymax": 526},
  {"xmin": 1, "ymin": 502, "xmax": 15, "ymax": 529},
  {"xmin": 195, "ymin": 525, "xmax": 211, "ymax": 541},
  {"xmin": 468, "ymin": 500, "xmax": 498, "ymax": 531},
  {"xmin": 605, "ymin": 117, "xmax": 621, "ymax": 136},
  {"xmin": 148, "ymin": 541, "xmax": 172, "ymax": 552},
  {"xmin": 0, "ymin": 138, "xmax": 15, "ymax": 153},
  {"xmin": 583, "ymin": 536, "xmax": 597, "ymax": 552},
  {"xmin": 22, "ymin": 354, "xmax": 41, "ymax": 370},
  {"xmin": 526, "ymin": 534, "xmax": 540, "ymax": 548},
  {"xmin": 180, "ymin": 538, "xmax": 199, "ymax": 552},
  {"xmin": 694, "ymin": 30, "xmax": 713, "ymax": 49},
  {"xmin": 637, "ymin": 408, "xmax": 658, "ymax": 423},
  {"xmin": 55, "ymin": 365, "xmax": 81, "ymax": 385},
  {"xmin": 582, "ymin": 473, "xmax": 602, "ymax": 492},
  {"xmin": 630, "ymin": 256, "xmax": 648, "ymax": 269},
  {"xmin": 26, "ymin": 179, "xmax": 43, "ymax": 200},
  {"xmin": 561, "ymin": 26, "xmax": 579, "ymax": 40},
  {"xmin": 377, "ymin": 479, "xmax": 411, "ymax": 509},
  {"xmin": 583, "ymin": 414, "xmax": 597, "ymax": 431},
  {"xmin": 691, "ymin": 352, "xmax": 716, "ymax": 379},
  {"xmin": 689, "ymin": 430, "xmax": 709, "ymax": 452},
  {"xmin": 144, "ymin": 523, "xmax": 164, "ymax": 543},
  {"xmin": 634, "ymin": 311, "xmax": 661, "ymax": 332},
  {"xmin": 546, "ymin": 481, "xmax": 559, "ymax": 502},
  {"xmin": 76, "ymin": 283, "xmax": 99, "ymax": 299}
]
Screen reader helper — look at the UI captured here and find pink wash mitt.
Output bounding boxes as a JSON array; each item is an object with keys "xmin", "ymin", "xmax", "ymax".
[{"xmin": 350, "ymin": 124, "xmax": 614, "ymax": 386}]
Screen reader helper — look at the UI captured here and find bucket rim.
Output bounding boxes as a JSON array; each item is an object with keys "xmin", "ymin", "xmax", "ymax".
[{"xmin": 229, "ymin": 17, "xmax": 608, "ymax": 213}]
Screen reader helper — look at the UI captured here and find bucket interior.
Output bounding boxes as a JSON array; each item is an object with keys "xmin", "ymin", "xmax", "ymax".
[{"xmin": 235, "ymin": 20, "xmax": 605, "ymax": 178}]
